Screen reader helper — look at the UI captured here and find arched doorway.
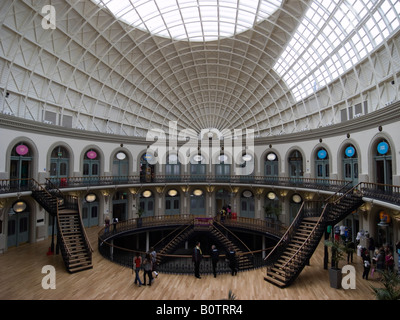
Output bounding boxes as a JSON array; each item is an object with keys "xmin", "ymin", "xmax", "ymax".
[
  {"xmin": 7, "ymin": 200, "xmax": 30, "ymax": 248},
  {"xmin": 315, "ymin": 147, "xmax": 329, "ymax": 179},
  {"xmin": 140, "ymin": 153, "xmax": 155, "ymax": 183},
  {"xmin": 50, "ymin": 146, "xmax": 70, "ymax": 180},
  {"xmin": 215, "ymin": 188, "xmax": 231, "ymax": 214},
  {"xmin": 82, "ymin": 193, "xmax": 99, "ymax": 227},
  {"xmin": 83, "ymin": 148, "xmax": 100, "ymax": 180},
  {"xmin": 343, "ymin": 144, "xmax": 359, "ymax": 186},
  {"xmin": 240, "ymin": 190, "xmax": 255, "ymax": 218},
  {"xmin": 190, "ymin": 189, "xmax": 205, "ymax": 215},
  {"xmin": 190, "ymin": 154, "xmax": 206, "ymax": 181},
  {"xmin": 165, "ymin": 189, "xmax": 180, "ymax": 215},
  {"xmin": 10, "ymin": 143, "xmax": 33, "ymax": 189},
  {"xmin": 112, "ymin": 151, "xmax": 129, "ymax": 183},
  {"xmin": 113, "ymin": 191, "xmax": 128, "ymax": 221},
  {"xmin": 139, "ymin": 190, "xmax": 154, "ymax": 217},
  {"xmin": 374, "ymin": 139, "xmax": 392, "ymax": 188},
  {"xmin": 264, "ymin": 152, "xmax": 278, "ymax": 178},
  {"xmin": 288, "ymin": 150, "xmax": 304, "ymax": 182},
  {"xmin": 215, "ymin": 153, "xmax": 231, "ymax": 181},
  {"xmin": 165, "ymin": 153, "xmax": 181, "ymax": 181}
]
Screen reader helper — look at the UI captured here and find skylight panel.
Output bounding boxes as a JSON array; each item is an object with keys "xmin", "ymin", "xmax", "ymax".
[
  {"xmin": 274, "ymin": 0, "xmax": 400, "ymax": 103},
  {"xmin": 92, "ymin": 0, "xmax": 282, "ymax": 41}
]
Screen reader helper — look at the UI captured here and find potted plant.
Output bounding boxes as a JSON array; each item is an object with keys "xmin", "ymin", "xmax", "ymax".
[
  {"xmin": 137, "ymin": 207, "xmax": 144, "ymax": 228},
  {"xmin": 264, "ymin": 203, "xmax": 282, "ymax": 230},
  {"xmin": 371, "ymin": 269, "xmax": 400, "ymax": 300},
  {"xmin": 325, "ymin": 240, "xmax": 347, "ymax": 289}
]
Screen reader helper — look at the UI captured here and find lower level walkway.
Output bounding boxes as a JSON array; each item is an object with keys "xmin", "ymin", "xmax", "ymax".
[{"xmin": 0, "ymin": 226, "xmax": 380, "ymax": 300}]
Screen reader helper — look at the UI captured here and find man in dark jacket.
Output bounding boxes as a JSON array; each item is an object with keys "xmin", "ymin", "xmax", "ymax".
[
  {"xmin": 227, "ymin": 247, "xmax": 238, "ymax": 276},
  {"xmin": 192, "ymin": 241, "xmax": 203, "ymax": 279},
  {"xmin": 211, "ymin": 245, "xmax": 219, "ymax": 278}
]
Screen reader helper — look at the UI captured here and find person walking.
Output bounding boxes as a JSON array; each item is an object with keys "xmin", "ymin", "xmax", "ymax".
[
  {"xmin": 133, "ymin": 252, "xmax": 143, "ymax": 287},
  {"xmin": 142, "ymin": 253, "xmax": 153, "ymax": 286},
  {"xmin": 211, "ymin": 245, "xmax": 219, "ymax": 278},
  {"xmin": 192, "ymin": 241, "xmax": 203, "ymax": 279}
]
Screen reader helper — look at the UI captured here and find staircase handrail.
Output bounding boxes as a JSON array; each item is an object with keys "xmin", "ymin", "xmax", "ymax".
[
  {"xmin": 213, "ymin": 219, "xmax": 254, "ymax": 257},
  {"xmin": 280, "ymin": 202, "xmax": 328, "ymax": 272},
  {"xmin": 263, "ymin": 201, "xmax": 306, "ymax": 262},
  {"xmin": 56, "ymin": 204, "xmax": 72, "ymax": 258},
  {"xmin": 157, "ymin": 222, "xmax": 194, "ymax": 255},
  {"xmin": 76, "ymin": 201, "xmax": 94, "ymax": 254}
]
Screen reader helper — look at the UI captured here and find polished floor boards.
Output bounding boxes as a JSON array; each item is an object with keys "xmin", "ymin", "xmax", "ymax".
[{"xmin": 0, "ymin": 227, "xmax": 380, "ymax": 300}]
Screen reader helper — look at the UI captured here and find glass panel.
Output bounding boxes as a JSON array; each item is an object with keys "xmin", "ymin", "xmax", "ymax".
[
  {"xmin": 8, "ymin": 219, "xmax": 16, "ymax": 236},
  {"xmin": 50, "ymin": 162, "xmax": 57, "ymax": 176},
  {"xmin": 148, "ymin": 200, "xmax": 154, "ymax": 211},
  {"xmin": 83, "ymin": 163, "xmax": 89, "ymax": 176},
  {"xmin": 91, "ymin": 206, "xmax": 98, "ymax": 218},
  {"xmin": 60, "ymin": 162, "xmax": 67, "ymax": 176},
  {"xmin": 92, "ymin": 163, "xmax": 99, "ymax": 176},
  {"xmin": 19, "ymin": 217, "xmax": 28, "ymax": 233},
  {"xmin": 174, "ymin": 199, "xmax": 179, "ymax": 209},
  {"xmin": 82, "ymin": 207, "xmax": 88, "ymax": 219}
]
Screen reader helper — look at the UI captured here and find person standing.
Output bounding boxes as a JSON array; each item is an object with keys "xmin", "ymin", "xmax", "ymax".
[
  {"xmin": 133, "ymin": 252, "xmax": 143, "ymax": 287},
  {"xmin": 142, "ymin": 253, "xmax": 153, "ymax": 286},
  {"xmin": 362, "ymin": 250, "xmax": 371, "ymax": 280},
  {"xmin": 227, "ymin": 247, "xmax": 238, "ymax": 276},
  {"xmin": 150, "ymin": 247, "xmax": 159, "ymax": 278},
  {"xmin": 192, "ymin": 241, "xmax": 203, "ymax": 279},
  {"xmin": 211, "ymin": 245, "xmax": 219, "ymax": 278},
  {"xmin": 104, "ymin": 216, "xmax": 110, "ymax": 234}
]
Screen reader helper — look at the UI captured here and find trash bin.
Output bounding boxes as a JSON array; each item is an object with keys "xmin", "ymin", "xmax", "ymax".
[{"xmin": 231, "ymin": 212, "xmax": 237, "ymax": 220}]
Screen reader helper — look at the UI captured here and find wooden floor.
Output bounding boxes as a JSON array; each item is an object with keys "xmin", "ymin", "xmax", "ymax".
[{"xmin": 0, "ymin": 226, "xmax": 380, "ymax": 300}]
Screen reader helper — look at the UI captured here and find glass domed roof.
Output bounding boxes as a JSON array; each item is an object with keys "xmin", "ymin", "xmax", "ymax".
[{"xmin": 93, "ymin": 0, "xmax": 282, "ymax": 41}]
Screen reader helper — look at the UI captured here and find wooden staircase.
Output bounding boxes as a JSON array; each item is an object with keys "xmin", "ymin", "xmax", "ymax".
[
  {"xmin": 209, "ymin": 224, "xmax": 253, "ymax": 271},
  {"xmin": 57, "ymin": 209, "xmax": 93, "ymax": 273},
  {"xmin": 264, "ymin": 187, "xmax": 364, "ymax": 288},
  {"xmin": 31, "ymin": 182, "xmax": 93, "ymax": 273},
  {"xmin": 156, "ymin": 225, "xmax": 195, "ymax": 265}
]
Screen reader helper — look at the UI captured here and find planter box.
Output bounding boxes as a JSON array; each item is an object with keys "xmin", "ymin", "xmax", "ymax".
[{"xmin": 329, "ymin": 268, "xmax": 342, "ymax": 289}]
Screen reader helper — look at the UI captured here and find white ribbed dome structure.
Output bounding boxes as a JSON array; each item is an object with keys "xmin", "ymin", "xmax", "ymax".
[{"xmin": 0, "ymin": 0, "xmax": 399, "ymax": 138}]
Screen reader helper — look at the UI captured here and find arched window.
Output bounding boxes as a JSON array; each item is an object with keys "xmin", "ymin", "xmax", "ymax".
[
  {"xmin": 343, "ymin": 144, "xmax": 358, "ymax": 186},
  {"xmin": 315, "ymin": 148, "xmax": 329, "ymax": 179},
  {"xmin": 265, "ymin": 152, "xmax": 278, "ymax": 178},
  {"xmin": 289, "ymin": 193, "xmax": 303, "ymax": 223},
  {"xmin": 190, "ymin": 154, "xmax": 206, "ymax": 181},
  {"xmin": 374, "ymin": 139, "xmax": 392, "ymax": 187},
  {"xmin": 139, "ymin": 190, "xmax": 154, "ymax": 217},
  {"xmin": 10, "ymin": 143, "xmax": 33, "ymax": 188},
  {"xmin": 190, "ymin": 189, "xmax": 205, "ymax": 215},
  {"xmin": 288, "ymin": 150, "xmax": 303, "ymax": 181},
  {"xmin": 83, "ymin": 149, "xmax": 100, "ymax": 177},
  {"xmin": 50, "ymin": 146, "xmax": 69, "ymax": 179},
  {"xmin": 165, "ymin": 189, "xmax": 180, "ymax": 215},
  {"xmin": 140, "ymin": 153, "xmax": 155, "ymax": 183},
  {"xmin": 112, "ymin": 151, "xmax": 129, "ymax": 183},
  {"xmin": 215, "ymin": 153, "xmax": 231, "ymax": 181},
  {"xmin": 165, "ymin": 153, "xmax": 181, "ymax": 181},
  {"xmin": 240, "ymin": 190, "xmax": 255, "ymax": 218},
  {"xmin": 8, "ymin": 200, "xmax": 30, "ymax": 248},
  {"xmin": 82, "ymin": 193, "xmax": 99, "ymax": 227}
]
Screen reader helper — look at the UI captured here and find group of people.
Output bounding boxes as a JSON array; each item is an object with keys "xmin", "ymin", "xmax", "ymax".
[
  {"xmin": 361, "ymin": 244, "xmax": 396, "ymax": 280},
  {"xmin": 219, "ymin": 205, "xmax": 232, "ymax": 222},
  {"xmin": 192, "ymin": 241, "xmax": 238, "ymax": 279},
  {"xmin": 133, "ymin": 247, "xmax": 159, "ymax": 287}
]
